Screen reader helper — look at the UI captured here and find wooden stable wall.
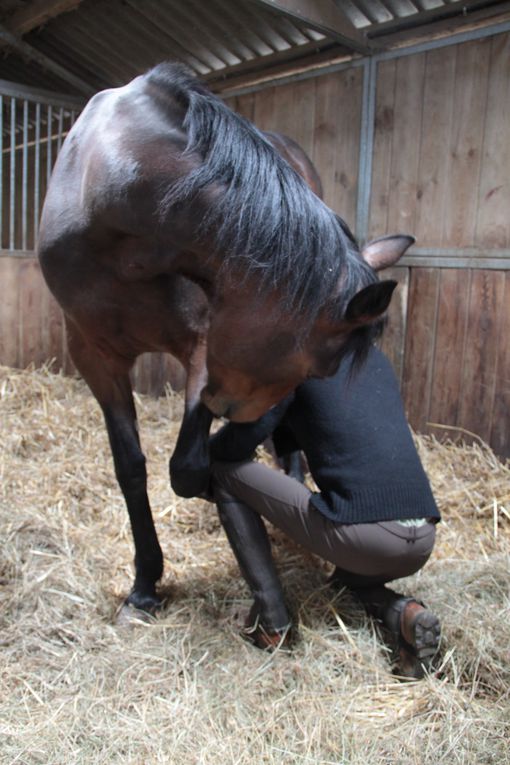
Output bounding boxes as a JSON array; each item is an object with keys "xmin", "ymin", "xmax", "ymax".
[
  {"xmin": 226, "ymin": 66, "xmax": 364, "ymax": 226},
  {"xmin": 369, "ymin": 33, "xmax": 510, "ymax": 459},
  {"xmin": 1, "ymin": 28, "xmax": 509, "ymax": 458},
  {"xmin": 228, "ymin": 31, "xmax": 510, "ymax": 459},
  {"xmin": 0, "ymin": 253, "xmax": 186, "ymax": 392}
]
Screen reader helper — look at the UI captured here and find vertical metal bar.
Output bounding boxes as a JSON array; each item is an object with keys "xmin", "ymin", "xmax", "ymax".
[
  {"xmin": 46, "ymin": 104, "xmax": 53, "ymax": 186},
  {"xmin": 355, "ymin": 58, "xmax": 377, "ymax": 245},
  {"xmin": 0, "ymin": 96, "xmax": 3, "ymax": 248},
  {"xmin": 22, "ymin": 99, "xmax": 28, "ymax": 250},
  {"xmin": 34, "ymin": 102, "xmax": 41, "ymax": 243},
  {"xmin": 70, "ymin": 109, "xmax": 76, "ymax": 125},
  {"xmin": 9, "ymin": 97, "xmax": 16, "ymax": 250},
  {"xmin": 57, "ymin": 106, "xmax": 64, "ymax": 153}
]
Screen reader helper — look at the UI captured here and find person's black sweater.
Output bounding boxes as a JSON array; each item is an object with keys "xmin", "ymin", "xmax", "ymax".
[{"xmin": 210, "ymin": 346, "xmax": 440, "ymax": 525}]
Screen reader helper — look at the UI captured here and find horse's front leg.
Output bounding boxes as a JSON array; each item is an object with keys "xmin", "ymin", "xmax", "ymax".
[
  {"xmin": 169, "ymin": 339, "xmax": 213, "ymax": 498},
  {"xmin": 67, "ymin": 324, "xmax": 163, "ymax": 612}
]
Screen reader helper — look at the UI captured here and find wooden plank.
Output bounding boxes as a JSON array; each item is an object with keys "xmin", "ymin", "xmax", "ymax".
[
  {"xmin": 378, "ymin": 265, "xmax": 409, "ymax": 386},
  {"xmin": 61, "ymin": 321, "xmax": 76, "ymax": 376},
  {"xmin": 143, "ymin": 353, "xmax": 166, "ymax": 397},
  {"xmin": 17, "ymin": 258, "xmax": 43, "ymax": 367},
  {"xmin": 165, "ymin": 356, "xmax": 186, "ymax": 392},
  {"xmin": 368, "ymin": 59, "xmax": 397, "ymax": 239},
  {"xmin": 288, "ymin": 78, "xmax": 317, "ymax": 158},
  {"xmin": 0, "ymin": 256, "xmax": 20, "ymax": 366},
  {"xmin": 253, "ymin": 85, "xmax": 276, "ymax": 130},
  {"xmin": 312, "ymin": 68, "xmax": 362, "ymax": 224},
  {"xmin": 441, "ymin": 37, "xmax": 491, "ymax": 247},
  {"xmin": 475, "ymin": 32, "xmax": 510, "ymax": 249},
  {"xmin": 427, "ymin": 269, "xmax": 470, "ymax": 435},
  {"xmin": 5, "ymin": 0, "xmax": 83, "ymax": 36},
  {"xmin": 457, "ymin": 270, "xmax": 506, "ymax": 443},
  {"xmin": 131, "ymin": 353, "xmax": 152, "ymax": 395},
  {"xmin": 228, "ymin": 92, "xmax": 256, "ymax": 122},
  {"xmin": 131, "ymin": 353, "xmax": 186, "ymax": 397},
  {"xmin": 490, "ymin": 271, "xmax": 510, "ymax": 458},
  {"xmin": 414, "ymin": 46, "xmax": 456, "ymax": 248},
  {"xmin": 232, "ymin": 72, "xmax": 361, "ymax": 229},
  {"xmin": 261, "ymin": 79, "xmax": 298, "ymax": 139},
  {"xmin": 386, "ymin": 52, "xmax": 426, "ymax": 237},
  {"xmin": 0, "ymin": 255, "xmax": 66, "ymax": 373},
  {"xmin": 40, "ymin": 278, "xmax": 66, "ymax": 370},
  {"xmin": 401, "ymin": 267, "xmax": 439, "ymax": 432}
]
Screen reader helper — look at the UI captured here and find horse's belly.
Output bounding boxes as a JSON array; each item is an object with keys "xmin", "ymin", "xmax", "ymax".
[{"xmin": 60, "ymin": 262, "xmax": 209, "ymax": 363}]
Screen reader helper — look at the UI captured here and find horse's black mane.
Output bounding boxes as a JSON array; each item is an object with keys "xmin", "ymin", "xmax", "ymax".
[{"xmin": 147, "ymin": 63, "xmax": 377, "ymax": 327}]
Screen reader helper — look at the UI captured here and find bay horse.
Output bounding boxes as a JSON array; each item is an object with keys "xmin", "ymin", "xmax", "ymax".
[{"xmin": 38, "ymin": 62, "xmax": 413, "ymax": 612}]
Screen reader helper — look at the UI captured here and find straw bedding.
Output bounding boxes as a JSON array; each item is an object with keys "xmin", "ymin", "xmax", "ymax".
[{"xmin": 1, "ymin": 364, "xmax": 509, "ymax": 765}]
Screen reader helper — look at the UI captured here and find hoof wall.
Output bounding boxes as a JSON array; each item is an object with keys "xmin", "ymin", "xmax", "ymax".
[{"xmin": 116, "ymin": 602, "xmax": 156, "ymax": 626}]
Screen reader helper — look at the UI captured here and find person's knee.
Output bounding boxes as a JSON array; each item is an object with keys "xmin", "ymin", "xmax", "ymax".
[
  {"xmin": 213, "ymin": 482, "xmax": 237, "ymax": 504},
  {"xmin": 211, "ymin": 460, "xmax": 250, "ymax": 502}
]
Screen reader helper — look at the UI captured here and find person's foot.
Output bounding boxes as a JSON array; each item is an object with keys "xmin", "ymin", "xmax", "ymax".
[{"xmin": 390, "ymin": 598, "xmax": 441, "ymax": 679}]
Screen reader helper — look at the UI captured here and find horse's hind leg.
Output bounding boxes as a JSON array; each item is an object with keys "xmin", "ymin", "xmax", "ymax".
[{"xmin": 66, "ymin": 323, "xmax": 163, "ymax": 612}]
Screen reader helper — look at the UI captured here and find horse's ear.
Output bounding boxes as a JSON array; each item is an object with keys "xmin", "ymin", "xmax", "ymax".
[
  {"xmin": 345, "ymin": 280, "xmax": 397, "ymax": 325},
  {"xmin": 361, "ymin": 235, "xmax": 415, "ymax": 271}
]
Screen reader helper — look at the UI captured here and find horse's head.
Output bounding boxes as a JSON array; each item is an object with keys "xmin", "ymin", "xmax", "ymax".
[{"xmin": 201, "ymin": 235, "xmax": 413, "ymax": 422}]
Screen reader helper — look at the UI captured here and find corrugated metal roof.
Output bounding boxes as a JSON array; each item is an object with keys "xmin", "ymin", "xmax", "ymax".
[
  {"xmin": 340, "ymin": 0, "xmax": 472, "ymax": 28},
  {"xmin": 0, "ymin": 0, "xmax": 505, "ymax": 98},
  {"xmin": 0, "ymin": 0, "xmax": 334, "ymax": 95},
  {"xmin": 0, "ymin": 50, "xmax": 74, "ymax": 92}
]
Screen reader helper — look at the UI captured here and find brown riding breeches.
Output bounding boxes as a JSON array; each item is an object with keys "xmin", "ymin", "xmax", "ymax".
[{"xmin": 212, "ymin": 460, "xmax": 436, "ymax": 585}]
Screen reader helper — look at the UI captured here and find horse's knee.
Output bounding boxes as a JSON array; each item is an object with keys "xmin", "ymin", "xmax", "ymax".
[
  {"xmin": 170, "ymin": 433, "xmax": 210, "ymax": 497},
  {"xmin": 169, "ymin": 455, "xmax": 210, "ymax": 498},
  {"xmin": 115, "ymin": 451, "xmax": 147, "ymax": 493}
]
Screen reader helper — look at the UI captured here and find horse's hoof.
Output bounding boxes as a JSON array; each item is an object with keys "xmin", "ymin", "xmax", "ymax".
[
  {"xmin": 125, "ymin": 589, "xmax": 162, "ymax": 614},
  {"xmin": 115, "ymin": 602, "xmax": 155, "ymax": 626},
  {"xmin": 242, "ymin": 618, "xmax": 293, "ymax": 652}
]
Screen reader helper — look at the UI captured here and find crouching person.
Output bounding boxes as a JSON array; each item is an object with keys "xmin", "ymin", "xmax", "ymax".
[{"xmin": 209, "ymin": 346, "xmax": 442, "ymax": 678}]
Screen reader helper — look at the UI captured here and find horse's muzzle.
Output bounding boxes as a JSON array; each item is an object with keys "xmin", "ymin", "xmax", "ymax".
[
  {"xmin": 201, "ymin": 388, "xmax": 273, "ymax": 423},
  {"xmin": 200, "ymin": 389, "xmax": 232, "ymax": 418}
]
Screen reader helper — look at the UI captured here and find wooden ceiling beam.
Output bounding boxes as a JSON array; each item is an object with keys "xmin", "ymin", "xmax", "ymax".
[
  {"xmin": 0, "ymin": 24, "xmax": 95, "ymax": 95},
  {"xmin": 248, "ymin": 0, "xmax": 375, "ymax": 55},
  {"xmin": 4, "ymin": 0, "xmax": 84, "ymax": 36},
  {"xmin": 0, "ymin": 1, "xmax": 93, "ymax": 96}
]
